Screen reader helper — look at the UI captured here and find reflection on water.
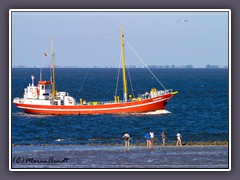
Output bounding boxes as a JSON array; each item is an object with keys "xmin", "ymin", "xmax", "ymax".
[{"xmin": 12, "ymin": 112, "xmax": 54, "ymax": 118}]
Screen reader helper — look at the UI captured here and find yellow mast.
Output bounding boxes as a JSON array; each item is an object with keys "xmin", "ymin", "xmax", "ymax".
[
  {"xmin": 51, "ymin": 35, "xmax": 56, "ymax": 99},
  {"xmin": 120, "ymin": 25, "xmax": 128, "ymax": 102}
]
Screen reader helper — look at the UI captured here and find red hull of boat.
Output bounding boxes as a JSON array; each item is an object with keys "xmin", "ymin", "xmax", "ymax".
[{"xmin": 14, "ymin": 94, "xmax": 173, "ymax": 115}]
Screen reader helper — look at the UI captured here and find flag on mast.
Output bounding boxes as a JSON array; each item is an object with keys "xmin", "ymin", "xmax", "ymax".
[{"xmin": 44, "ymin": 52, "xmax": 48, "ymax": 58}]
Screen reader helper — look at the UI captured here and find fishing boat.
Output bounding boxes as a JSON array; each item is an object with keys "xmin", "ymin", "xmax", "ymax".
[{"xmin": 13, "ymin": 26, "xmax": 178, "ymax": 115}]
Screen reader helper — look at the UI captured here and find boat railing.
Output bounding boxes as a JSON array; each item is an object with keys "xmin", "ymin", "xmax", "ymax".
[
  {"xmin": 13, "ymin": 97, "xmax": 24, "ymax": 104},
  {"xmin": 158, "ymin": 89, "xmax": 172, "ymax": 95},
  {"xmin": 138, "ymin": 89, "xmax": 173, "ymax": 100},
  {"xmin": 76, "ymin": 100, "xmax": 122, "ymax": 106},
  {"xmin": 76, "ymin": 89, "xmax": 174, "ymax": 105}
]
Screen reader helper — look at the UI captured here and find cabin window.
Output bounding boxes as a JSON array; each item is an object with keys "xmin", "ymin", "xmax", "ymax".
[
  {"xmin": 41, "ymin": 85, "xmax": 45, "ymax": 90},
  {"xmin": 45, "ymin": 84, "xmax": 51, "ymax": 89}
]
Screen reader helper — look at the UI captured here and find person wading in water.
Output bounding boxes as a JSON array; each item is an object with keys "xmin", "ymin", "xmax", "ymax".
[{"xmin": 122, "ymin": 132, "xmax": 130, "ymax": 147}]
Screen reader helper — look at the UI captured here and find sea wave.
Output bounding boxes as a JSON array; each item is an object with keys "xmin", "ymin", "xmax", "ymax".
[{"xmin": 12, "ymin": 112, "xmax": 54, "ymax": 118}]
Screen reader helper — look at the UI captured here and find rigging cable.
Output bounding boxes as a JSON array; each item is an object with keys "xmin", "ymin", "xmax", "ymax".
[
  {"xmin": 126, "ymin": 42, "xmax": 167, "ymax": 90},
  {"xmin": 54, "ymin": 31, "xmax": 120, "ymax": 44},
  {"xmin": 115, "ymin": 51, "xmax": 122, "ymax": 97},
  {"xmin": 75, "ymin": 68, "xmax": 90, "ymax": 100},
  {"xmin": 126, "ymin": 59, "xmax": 135, "ymax": 98}
]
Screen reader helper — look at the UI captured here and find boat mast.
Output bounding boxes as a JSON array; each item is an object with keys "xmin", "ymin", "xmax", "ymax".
[
  {"xmin": 120, "ymin": 25, "xmax": 128, "ymax": 102},
  {"xmin": 40, "ymin": 68, "xmax": 42, "ymax": 81},
  {"xmin": 51, "ymin": 35, "xmax": 56, "ymax": 99}
]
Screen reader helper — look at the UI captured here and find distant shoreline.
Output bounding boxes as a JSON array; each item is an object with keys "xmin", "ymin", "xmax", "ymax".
[{"xmin": 12, "ymin": 141, "xmax": 228, "ymax": 147}]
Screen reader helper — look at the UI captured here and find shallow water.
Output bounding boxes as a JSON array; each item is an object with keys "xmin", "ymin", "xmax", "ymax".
[{"xmin": 11, "ymin": 145, "xmax": 228, "ymax": 169}]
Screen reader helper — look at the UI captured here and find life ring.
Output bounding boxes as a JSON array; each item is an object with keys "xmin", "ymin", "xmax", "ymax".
[
  {"xmin": 68, "ymin": 98, "xmax": 73, "ymax": 104},
  {"xmin": 32, "ymin": 92, "xmax": 37, "ymax": 97}
]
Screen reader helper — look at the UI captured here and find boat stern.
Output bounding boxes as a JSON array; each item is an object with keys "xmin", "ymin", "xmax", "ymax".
[{"xmin": 13, "ymin": 97, "xmax": 24, "ymax": 105}]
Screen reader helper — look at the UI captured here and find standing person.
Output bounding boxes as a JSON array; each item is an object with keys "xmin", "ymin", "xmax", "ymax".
[
  {"xmin": 161, "ymin": 131, "xmax": 167, "ymax": 146},
  {"xmin": 129, "ymin": 137, "xmax": 133, "ymax": 146},
  {"xmin": 122, "ymin": 132, "xmax": 130, "ymax": 147},
  {"xmin": 145, "ymin": 132, "xmax": 151, "ymax": 147},
  {"xmin": 176, "ymin": 130, "xmax": 182, "ymax": 146},
  {"xmin": 150, "ymin": 131, "xmax": 154, "ymax": 146}
]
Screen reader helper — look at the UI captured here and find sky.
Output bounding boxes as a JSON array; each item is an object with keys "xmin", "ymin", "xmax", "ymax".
[{"xmin": 11, "ymin": 10, "xmax": 229, "ymax": 68}]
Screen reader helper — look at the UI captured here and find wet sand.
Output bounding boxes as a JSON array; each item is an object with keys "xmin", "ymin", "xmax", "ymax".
[{"xmin": 11, "ymin": 145, "xmax": 229, "ymax": 169}]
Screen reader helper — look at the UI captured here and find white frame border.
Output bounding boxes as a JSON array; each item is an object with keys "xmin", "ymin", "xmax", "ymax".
[{"xmin": 9, "ymin": 9, "xmax": 231, "ymax": 172}]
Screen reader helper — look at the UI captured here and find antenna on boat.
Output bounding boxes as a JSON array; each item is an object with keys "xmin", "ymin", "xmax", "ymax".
[
  {"xmin": 31, "ymin": 75, "xmax": 35, "ymax": 86},
  {"xmin": 51, "ymin": 35, "xmax": 56, "ymax": 99},
  {"xmin": 120, "ymin": 25, "xmax": 128, "ymax": 102}
]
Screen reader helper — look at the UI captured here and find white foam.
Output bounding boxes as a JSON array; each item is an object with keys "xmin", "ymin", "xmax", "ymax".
[
  {"xmin": 12, "ymin": 112, "xmax": 54, "ymax": 118},
  {"xmin": 141, "ymin": 109, "xmax": 171, "ymax": 115}
]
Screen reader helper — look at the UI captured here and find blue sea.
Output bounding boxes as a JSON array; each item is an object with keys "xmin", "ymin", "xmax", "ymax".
[{"xmin": 11, "ymin": 68, "xmax": 229, "ymax": 146}]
